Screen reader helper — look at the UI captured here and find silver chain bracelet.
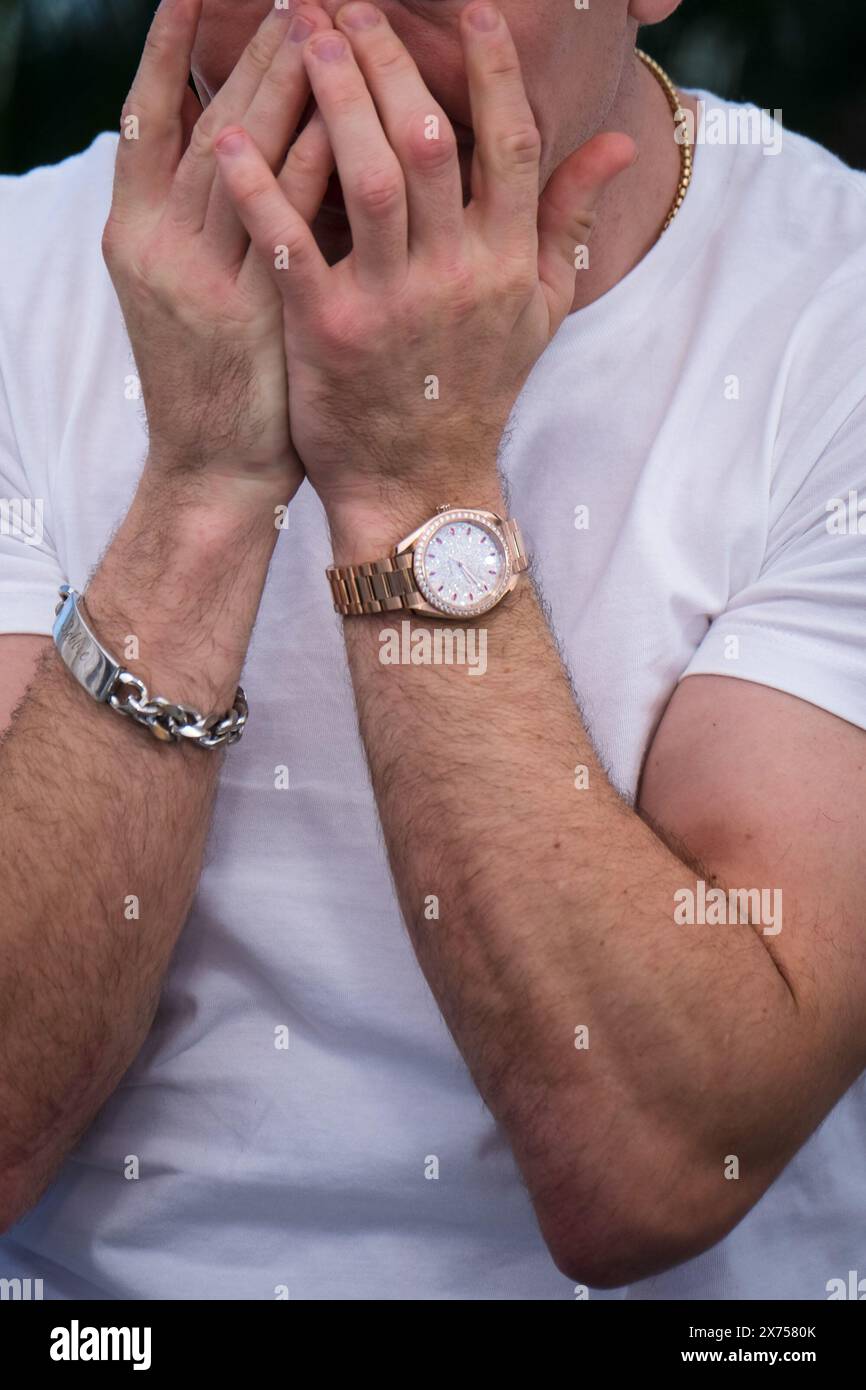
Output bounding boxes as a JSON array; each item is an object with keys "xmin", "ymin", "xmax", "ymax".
[{"xmin": 53, "ymin": 585, "xmax": 248, "ymax": 749}]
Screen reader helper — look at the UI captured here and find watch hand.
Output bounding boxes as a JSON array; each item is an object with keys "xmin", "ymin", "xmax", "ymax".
[{"xmin": 458, "ymin": 561, "xmax": 482, "ymax": 587}]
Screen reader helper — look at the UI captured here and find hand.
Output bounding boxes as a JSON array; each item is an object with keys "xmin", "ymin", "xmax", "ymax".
[
  {"xmin": 101, "ymin": 0, "xmax": 334, "ymax": 503},
  {"xmin": 212, "ymin": 0, "xmax": 634, "ymax": 542}
]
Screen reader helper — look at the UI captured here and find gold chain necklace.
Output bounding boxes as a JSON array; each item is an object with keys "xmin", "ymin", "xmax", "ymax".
[{"xmin": 635, "ymin": 48, "xmax": 694, "ymax": 233}]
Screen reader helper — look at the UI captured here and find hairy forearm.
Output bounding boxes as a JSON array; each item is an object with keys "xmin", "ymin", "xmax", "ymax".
[
  {"xmin": 0, "ymin": 460, "xmax": 280, "ymax": 1229},
  {"xmin": 332, "ymin": 493, "xmax": 817, "ymax": 1282}
]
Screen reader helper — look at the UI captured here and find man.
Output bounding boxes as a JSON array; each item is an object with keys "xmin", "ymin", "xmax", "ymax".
[{"xmin": 0, "ymin": 0, "xmax": 863, "ymax": 1301}]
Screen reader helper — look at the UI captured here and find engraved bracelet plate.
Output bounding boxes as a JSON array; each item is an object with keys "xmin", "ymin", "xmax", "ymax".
[{"xmin": 52, "ymin": 586, "xmax": 121, "ymax": 703}]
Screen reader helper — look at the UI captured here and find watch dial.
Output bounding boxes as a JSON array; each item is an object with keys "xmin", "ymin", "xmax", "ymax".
[{"xmin": 414, "ymin": 515, "xmax": 509, "ymax": 617}]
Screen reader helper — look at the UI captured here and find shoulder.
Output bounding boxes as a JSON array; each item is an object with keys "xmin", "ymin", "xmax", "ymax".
[
  {"xmin": 688, "ymin": 97, "xmax": 866, "ymax": 475},
  {"xmin": 0, "ymin": 134, "xmax": 119, "ymax": 320},
  {"xmin": 0, "ymin": 134, "xmax": 118, "ymax": 225},
  {"xmin": 0, "ymin": 136, "xmax": 128, "ymax": 489},
  {"xmin": 0, "ymin": 131, "xmax": 121, "ymax": 360},
  {"xmin": 0, "ymin": 131, "xmax": 118, "ymax": 233},
  {"xmin": 690, "ymin": 93, "xmax": 866, "ymax": 292}
]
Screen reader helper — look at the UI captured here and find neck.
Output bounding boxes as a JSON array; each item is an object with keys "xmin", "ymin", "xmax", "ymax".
[{"xmin": 569, "ymin": 52, "xmax": 698, "ymax": 314}]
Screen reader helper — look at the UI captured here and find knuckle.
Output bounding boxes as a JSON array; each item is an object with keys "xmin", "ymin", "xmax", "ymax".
[
  {"xmin": 572, "ymin": 208, "xmax": 599, "ymax": 242},
  {"xmin": 486, "ymin": 49, "xmax": 522, "ymax": 81},
  {"xmin": 235, "ymin": 178, "xmax": 270, "ymax": 212},
  {"xmin": 130, "ymin": 235, "xmax": 164, "ymax": 286},
  {"xmin": 188, "ymin": 116, "xmax": 217, "ymax": 159},
  {"xmin": 258, "ymin": 61, "xmax": 292, "ymax": 104},
  {"xmin": 500, "ymin": 121, "xmax": 542, "ymax": 166},
  {"xmin": 101, "ymin": 217, "xmax": 123, "ymax": 266},
  {"xmin": 120, "ymin": 89, "xmax": 153, "ymax": 130},
  {"xmin": 283, "ymin": 137, "xmax": 320, "ymax": 181},
  {"xmin": 405, "ymin": 117, "xmax": 458, "ymax": 171},
  {"xmin": 101, "ymin": 209, "xmax": 142, "ymax": 269},
  {"xmin": 503, "ymin": 262, "xmax": 537, "ymax": 297},
  {"xmin": 270, "ymin": 234, "xmax": 307, "ymax": 278},
  {"xmin": 283, "ymin": 232, "xmax": 310, "ymax": 265},
  {"xmin": 493, "ymin": 242, "xmax": 536, "ymax": 293},
  {"xmin": 318, "ymin": 301, "xmax": 364, "ymax": 353},
  {"xmin": 370, "ymin": 44, "xmax": 412, "ymax": 78},
  {"xmin": 244, "ymin": 33, "xmax": 276, "ymax": 78},
  {"xmin": 352, "ymin": 163, "xmax": 404, "ymax": 215},
  {"xmin": 442, "ymin": 262, "xmax": 479, "ymax": 317},
  {"xmin": 142, "ymin": 27, "xmax": 170, "ymax": 67},
  {"xmin": 329, "ymin": 87, "xmax": 366, "ymax": 118}
]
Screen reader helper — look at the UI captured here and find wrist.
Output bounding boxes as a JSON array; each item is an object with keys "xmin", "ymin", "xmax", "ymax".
[
  {"xmin": 78, "ymin": 463, "xmax": 286, "ymax": 713},
  {"xmin": 141, "ymin": 448, "xmax": 299, "ymax": 528},
  {"xmin": 325, "ymin": 471, "xmax": 507, "ymax": 567}
]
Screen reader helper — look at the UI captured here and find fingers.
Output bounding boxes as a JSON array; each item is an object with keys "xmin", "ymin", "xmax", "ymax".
[
  {"xmin": 168, "ymin": 2, "xmax": 295, "ymax": 231},
  {"xmin": 203, "ymin": 6, "xmax": 334, "ymax": 265},
  {"xmin": 112, "ymin": 0, "xmax": 203, "ymax": 220},
  {"xmin": 237, "ymin": 110, "xmax": 335, "ymax": 300},
  {"xmin": 461, "ymin": 2, "xmax": 541, "ymax": 258},
  {"xmin": 214, "ymin": 128, "xmax": 331, "ymax": 312},
  {"xmin": 333, "ymin": 3, "xmax": 465, "ymax": 261},
  {"xmin": 278, "ymin": 108, "xmax": 335, "ymax": 224},
  {"xmin": 537, "ymin": 133, "xmax": 636, "ymax": 322},
  {"xmin": 302, "ymin": 29, "xmax": 409, "ymax": 288}
]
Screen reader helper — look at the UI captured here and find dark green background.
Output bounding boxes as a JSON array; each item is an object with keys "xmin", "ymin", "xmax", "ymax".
[{"xmin": 1, "ymin": 0, "xmax": 864, "ymax": 175}]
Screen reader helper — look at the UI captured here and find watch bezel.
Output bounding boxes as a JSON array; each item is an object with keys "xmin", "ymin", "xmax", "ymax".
[{"xmin": 406, "ymin": 509, "xmax": 514, "ymax": 620}]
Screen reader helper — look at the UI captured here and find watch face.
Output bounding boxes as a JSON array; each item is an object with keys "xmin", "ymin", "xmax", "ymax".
[{"xmin": 413, "ymin": 511, "xmax": 511, "ymax": 618}]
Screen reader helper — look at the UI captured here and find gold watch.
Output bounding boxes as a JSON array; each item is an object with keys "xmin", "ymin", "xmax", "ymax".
[{"xmin": 327, "ymin": 506, "xmax": 529, "ymax": 620}]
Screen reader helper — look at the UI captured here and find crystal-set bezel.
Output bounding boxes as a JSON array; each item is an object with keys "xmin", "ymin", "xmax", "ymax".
[{"xmin": 412, "ymin": 509, "xmax": 512, "ymax": 619}]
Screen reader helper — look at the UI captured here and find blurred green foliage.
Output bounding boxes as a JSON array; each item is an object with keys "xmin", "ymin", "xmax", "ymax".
[{"xmin": 1, "ymin": 0, "xmax": 864, "ymax": 174}]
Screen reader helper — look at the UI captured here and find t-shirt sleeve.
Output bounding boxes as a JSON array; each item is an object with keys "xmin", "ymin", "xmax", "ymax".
[
  {"xmin": 680, "ymin": 389, "xmax": 866, "ymax": 731},
  {"xmin": 0, "ymin": 365, "xmax": 64, "ymax": 638}
]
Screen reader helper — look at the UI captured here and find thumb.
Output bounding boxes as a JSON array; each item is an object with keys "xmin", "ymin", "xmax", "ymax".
[{"xmin": 537, "ymin": 132, "xmax": 637, "ymax": 321}]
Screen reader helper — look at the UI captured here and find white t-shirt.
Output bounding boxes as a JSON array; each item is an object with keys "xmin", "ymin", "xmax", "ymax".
[{"xmin": 2, "ymin": 96, "xmax": 865, "ymax": 1301}]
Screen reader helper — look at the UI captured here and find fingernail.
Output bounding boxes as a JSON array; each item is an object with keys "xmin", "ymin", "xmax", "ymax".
[
  {"xmin": 468, "ymin": 3, "xmax": 499, "ymax": 31},
  {"xmin": 288, "ymin": 14, "xmax": 314, "ymax": 43},
  {"xmin": 310, "ymin": 34, "xmax": 348, "ymax": 61},
  {"xmin": 340, "ymin": 2, "xmax": 381, "ymax": 28},
  {"xmin": 215, "ymin": 130, "xmax": 246, "ymax": 157}
]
